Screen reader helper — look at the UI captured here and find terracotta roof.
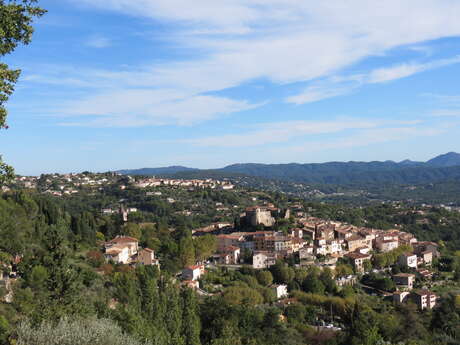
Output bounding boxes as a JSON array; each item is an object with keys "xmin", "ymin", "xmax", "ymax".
[
  {"xmin": 346, "ymin": 235, "xmax": 364, "ymax": 242},
  {"xmin": 186, "ymin": 265, "xmax": 203, "ymax": 270},
  {"xmin": 221, "ymin": 246, "xmax": 240, "ymax": 253},
  {"xmin": 345, "ymin": 252, "xmax": 371, "ymax": 260},
  {"xmin": 393, "ymin": 273, "xmax": 415, "ymax": 278},
  {"xmin": 109, "ymin": 236, "xmax": 138, "ymax": 243},
  {"xmin": 414, "ymin": 289, "xmax": 436, "ymax": 296}
]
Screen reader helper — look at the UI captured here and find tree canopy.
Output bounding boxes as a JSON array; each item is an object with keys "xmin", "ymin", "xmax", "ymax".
[{"xmin": 0, "ymin": 0, "xmax": 45, "ymax": 183}]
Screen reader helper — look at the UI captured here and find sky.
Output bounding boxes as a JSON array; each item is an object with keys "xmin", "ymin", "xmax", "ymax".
[{"xmin": 2, "ymin": 0, "xmax": 460, "ymax": 175}]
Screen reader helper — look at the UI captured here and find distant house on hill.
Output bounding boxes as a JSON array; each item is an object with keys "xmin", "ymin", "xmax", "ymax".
[
  {"xmin": 345, "ymin": 252, "xmax": 372, "ymax": 272},
  {"xmin": 252, "ymin": 252, "xmax": 276, "ymax": 269},
  {"xmin": 182, "ymin": 265, "xmax": 205, "ymax": 281},
  {"xmin": 413, "ymin": 290, "xmax": 437, "ymax": 310},
  {"xmin": 398, "ymin": 253, "xmax": 417, "ymax": 269},
  {"xmin": 104, "ymin": 236, "xmax": 139, "ymax": 264},
  {"xmin": 393, "ymin": 273, "xmax": 415, "ymax": 291},
  {"xmin": 270, "ymin": 284, "xmax": 288, "ymax": 299},
  {"xmin": 137, "ymin": 248, "xmax": 160, "ymax": 267}
]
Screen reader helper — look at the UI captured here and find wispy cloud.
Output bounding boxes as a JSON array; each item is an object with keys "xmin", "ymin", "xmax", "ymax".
[
  {"xmin": 86, "ymin": 34, "xmax": 112, "ymax": 48},
  {"xmin": 183, "ymin": 118, "xmax": 423, "ymax": 148},
  {"xmin": 430, "ymin": 109, "xmax": 460, "ymax": 117},
  {"xmin": 277, "ymin": 126, "xmax": 446, "ymax": 155},
  {"xmin": 287, "ymin": 56, "xmax": 460, "ymax": 104},
  {"xmin": 368, "ymin": 56, "xmax": 460, "ymax": 83},
  {"xmin": 285, "ymin": 85, "xmax": 352, "ymax": 105},
  {"xmin": 57, "ymin": 90, "xmax": 258, "ymax": 127}
]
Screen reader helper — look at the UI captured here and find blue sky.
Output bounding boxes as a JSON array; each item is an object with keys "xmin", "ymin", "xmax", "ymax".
[{"xmin": 2, "ymin": 0, "xmax": 460, "ymax": 175}]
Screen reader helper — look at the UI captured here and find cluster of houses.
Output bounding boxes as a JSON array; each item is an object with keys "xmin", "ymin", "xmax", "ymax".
[
  {"xmin": 133, "ymin": 177, "xmax": 234, "ymax": 190},
  {"xmin": 6, "ymin": 173, "xmax": 122, "ymax": 196},
  {"xmin": 104, "ymin": 236, "xmax": 160, "ymax": 267},
  {"xmin": 101, "ymin": 205, "xmax": 139, "ymax": 222},
  {"xmin": 203, "ymin": 209, "xmax": 441, "ymax": 309},
  {"xmin": 212, "ymin": 215, "xmax": 437, "ymax": 272},
  {"xmin": 7, "ymin": 173, "xmax": 236, "ymax": 197}
]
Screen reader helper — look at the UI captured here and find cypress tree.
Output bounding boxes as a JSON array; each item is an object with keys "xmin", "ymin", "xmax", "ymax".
[{"xmin": 182, "ymin": 288, "xmax": 201, "ymax": 345}]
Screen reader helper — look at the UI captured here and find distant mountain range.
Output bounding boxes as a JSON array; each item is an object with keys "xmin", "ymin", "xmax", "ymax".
[{"xmin": 117, "ymin": 152, "xmax": 460, "ymax": 186}]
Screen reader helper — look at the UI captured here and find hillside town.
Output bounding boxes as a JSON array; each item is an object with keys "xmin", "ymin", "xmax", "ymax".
[{"xmin": 97, "ymin": 199, "xmax": 444, "ymax": 311}]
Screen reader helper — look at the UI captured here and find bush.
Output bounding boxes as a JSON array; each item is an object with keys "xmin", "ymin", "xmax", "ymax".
[
  {"xmin": 16, "ymin": 317, "xmax": 152, "ymax": 345},
  {"xmin": 87, "ymin": 251, "xmax": 104, "ymax": 268}
]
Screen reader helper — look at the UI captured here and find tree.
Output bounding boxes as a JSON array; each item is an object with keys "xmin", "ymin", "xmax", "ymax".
[
  {"xmin": 182, "ymin": 288, "xmax": 201, "ymax": 345},
  {"xmin": 210, "ymin": 323, "xmax": 242, "ymax": 345},
  {"xmin": 40, "ymin": 224, "xmax": 83, "ymax": 320},
  {"xmin": 335, "ymin": 264, "xmax": 353, "ymax": 278},
  {"xmin": 0, "ymin": 315, "xmax": 10, "ymax": 344},
  {"xmin": 179, "ymin": 237, "xmax": 196, "ymax": 267},
  {"xmin": 194, "ymin": 235, "xmax": 217, "ymax": 263},
  {"xmin": 0, "ymin": 0, "xmax": 45, "ymax": 183},
  {"xmin": 256, "ymin": 270, "xmax": 273, "ymax": 287},
  {"xmin": 302, "ymin": 275, "xmax": 325, "ymax": 295},
  {"xmin": 124, "ymin": 223, "xmax": 141, "ymax": 240},
  {"xmin": 222, "ymin": 286, "xmax": 263, "ymax": 306}
]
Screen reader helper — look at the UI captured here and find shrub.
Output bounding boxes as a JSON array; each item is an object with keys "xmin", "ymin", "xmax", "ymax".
[{"xmin": 16, "ymin": 317, "xmax": 152, "ymax": 345}]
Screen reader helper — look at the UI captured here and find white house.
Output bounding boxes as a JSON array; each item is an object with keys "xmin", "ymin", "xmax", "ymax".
[
  {"xmin": 375, "ymin": 238, "xmax": 399, "ymax": 252},
  {"xmin": 105, "ymin": 246, "xmax": 130, "ymax": 264},
  {"xmin": 104, "ymin": 236, "xmax": 139, "ymax": 264},
  {"xmin": 182, "ymin": 265, "xmax": 205, "ymax": 281},
  {"xmin": 270, "ymin": 284, "xmax": 288, "ymax": 299},
  {"xmin": 398, "ymin": 253, "xmax": 418, "ymax": 269},
  {"xmin": 413, "ymin": 290, "xmax": 437, "ymax": 310},
  {"xmin": 253, "ymin": 252, "xmax": 276, "ymax": 269}
]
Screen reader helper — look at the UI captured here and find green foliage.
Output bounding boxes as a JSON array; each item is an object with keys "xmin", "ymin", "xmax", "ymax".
[
  {"xmin": 256, "ymin": 270, "xmax": 273, "ymax": 286},
  {"xmin": 335, "ymin": 264, "xmax": 354, "ymax": 278},
  {"xmin": 182, "ymin": 288, "xmax": 202, "ymax": 345},
  {"xmin": 0, "ymin": 315, "xmax": 10, "ymax": 344},
  {"xmin": 0, "ymin": 0, "xmax": 45, "ymax": 182},
  {"xmin": 223, "ymin": 286, "xmax": 263, "ymax": 306},
  {"xmin": 16, "ymin": 317, "xmax": 153, "ymax": 345},
  {"xmin": 210, "ymin": 323, "xmax": 242, "ymax": 345},
  {"xmin": 302, "ymin": 274, "xmax": 325, "ymax": 295},
  {"xmin": 179, "ymin": 236, "xmax": 196, "ymax": 267},
  {"xmin": 194, "ymin": 235, "xmax": 217, "ymax": 262},
  {"xmin": 361, "ymin": 272, "xmax": 395, "ymax": 292}
]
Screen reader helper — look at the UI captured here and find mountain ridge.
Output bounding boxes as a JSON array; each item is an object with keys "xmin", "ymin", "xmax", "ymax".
[{"xmin": 115, "ymin": 152, "xmax": 460, "ymax": 186}]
